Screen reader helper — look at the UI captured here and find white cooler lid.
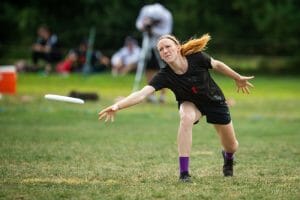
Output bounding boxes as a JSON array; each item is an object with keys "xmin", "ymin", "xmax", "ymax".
[{"xmin": 0, "ymin": 66, "xmax": 16, "ymax": 73}]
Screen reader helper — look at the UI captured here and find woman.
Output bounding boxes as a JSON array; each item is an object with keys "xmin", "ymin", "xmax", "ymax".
[{"xmin": 98, "ymin": 33, "xmax": 254, "ymax": 182}]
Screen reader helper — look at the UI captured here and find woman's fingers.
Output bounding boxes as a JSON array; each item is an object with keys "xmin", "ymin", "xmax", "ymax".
[
  {"xmin": 236, "ymin": 76, "xmax": 254, "ymax": 94},
  {"xmin": 241, "ymin": 76, "xmax": 254, "ymax": 81},
  {"xmin": 98, "ymin": 112, "xmax": 107, "ymax": 120},
  {"xmin": 106, "ymin": 112, "xmax": 115, "ymax": 122},
  {"xmin": 242, "ymin": 87, "xmax": 246, "ymax": 93},
  {"xmin": 239, "ymin": 85, "xmax": 251, "ymax": 94},
  {"xmin": 105, "ymin": 114, "xmax": 110, "ymax": 122},
  {"xmin": 247, "ymin": 81, "xmax": 254, "ymax": 88},
  {"xmin": 98, "ymin": 107, "xmax": 114, "ymax": 121},
  {"xmin": 237, "ymin": 86, "xmax": 250, "ymax": 94},
  {"xmin": 244, "ymin": 86, "xmax": 250, "ymax": 94},
  {"xmin": 99, "ymin": 110, "xmax": 115, "ymax": 123},
  {"xmin": 98, "ymin": 107, "xmax": 111, "ymax": 116},
  {"xmin": 111, "ymin": 114, "xmax": 115, "ymax": 122},
  {"xmin": 243, "ymin": 76, "xmax": 255, "ymax": 81}
]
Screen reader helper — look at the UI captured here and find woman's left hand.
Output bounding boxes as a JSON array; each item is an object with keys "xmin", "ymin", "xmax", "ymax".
[{"xmin": 235, "ymin": 76, "xmax": 254, "ymax": 94}]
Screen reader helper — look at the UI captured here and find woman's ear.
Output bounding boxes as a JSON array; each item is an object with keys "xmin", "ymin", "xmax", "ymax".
[{"xmin": 177, "ymin": 45, "xmax": 181, "ymax": 53}]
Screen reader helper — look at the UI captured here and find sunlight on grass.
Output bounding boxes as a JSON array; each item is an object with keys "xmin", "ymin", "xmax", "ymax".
[{"xmin": 1, "ymin": 73, "xmax": 299, "ymax": 199}]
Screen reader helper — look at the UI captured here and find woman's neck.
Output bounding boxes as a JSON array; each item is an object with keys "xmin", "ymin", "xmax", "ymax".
[{"xmin": 169, "ymin": 55, "xmax": 188, "ymax": 75}]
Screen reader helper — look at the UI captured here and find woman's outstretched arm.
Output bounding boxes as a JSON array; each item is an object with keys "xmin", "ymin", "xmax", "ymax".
[
  {"xmin": 98, "ymin": 85, "xmax": 155, "ymax": 122},
  {"xmin": 211, "ymin": 58, "xmax": 254, "ymax": 93}
]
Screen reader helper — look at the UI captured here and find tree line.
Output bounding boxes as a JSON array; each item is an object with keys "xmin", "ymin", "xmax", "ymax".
[{"xmin": 1, "ymin": 0, "xmax": 299, "ymax": 57}]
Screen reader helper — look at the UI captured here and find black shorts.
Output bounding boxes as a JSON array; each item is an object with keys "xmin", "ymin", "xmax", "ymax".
[{"xmin": 178, "ymin": 101, "xmax": 231, "ymax": 125}]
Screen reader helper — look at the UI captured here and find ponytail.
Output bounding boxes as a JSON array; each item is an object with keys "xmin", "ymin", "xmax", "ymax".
[
  {"xmin": 180, "ymin": 34, "xmax": 211, "ymax": 56},
  {"xmin": 158, "ymin": 33, "xmax": 211, "ymax": 56}
]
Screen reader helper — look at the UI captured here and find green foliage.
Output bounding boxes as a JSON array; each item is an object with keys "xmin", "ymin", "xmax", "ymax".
[
  {"xmin": 232, "ymin": 0, "xmax": 300, "ymax": 55},
  {"xmin": 0, "ymin": 0, "xmax": 299, "ymax": 73},
  {"xmin": 1, "ymin": 0, "xmax": 299, "ymax": 54}
]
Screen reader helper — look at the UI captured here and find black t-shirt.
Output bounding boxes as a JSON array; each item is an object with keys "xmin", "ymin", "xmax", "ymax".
[{"xmin": 149, "ymin": 52, "xmax": 226, "ymax": 105}]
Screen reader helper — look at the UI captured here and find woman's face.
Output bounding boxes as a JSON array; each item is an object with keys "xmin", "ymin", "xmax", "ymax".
[{"xmin": 157, "ymin": 38, "xmax": 180, "ymax": 63}]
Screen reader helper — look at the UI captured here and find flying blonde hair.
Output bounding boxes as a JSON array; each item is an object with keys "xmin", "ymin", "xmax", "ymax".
[{"xmin": 158, "ymin": 33, "xmax": 211, "ymax": 56}]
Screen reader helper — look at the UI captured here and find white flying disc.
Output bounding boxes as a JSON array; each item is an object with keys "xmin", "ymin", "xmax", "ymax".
[{"xmin": 44, "ymin": 94, "xmax": 84, "ymax": 104}]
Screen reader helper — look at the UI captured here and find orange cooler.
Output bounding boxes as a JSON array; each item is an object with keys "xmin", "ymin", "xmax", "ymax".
[{"xmin": 0, "ymin": 66, "xmax": 17, "ymax": 94}]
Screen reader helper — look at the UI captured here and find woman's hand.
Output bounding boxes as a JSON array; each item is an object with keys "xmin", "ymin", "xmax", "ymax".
[
  {"xmin": 98, "ymin": 105, "xmax": 119, "ymax": 122},
  {"xmin": 235, "ymin": 76, "xmax": 254, "ymax": 94},
  {"xmin": 98, "ymin": 86, "xmax": 155, "ymax": 123}
]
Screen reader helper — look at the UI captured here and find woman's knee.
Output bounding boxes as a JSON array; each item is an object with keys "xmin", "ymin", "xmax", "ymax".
[
  {"xmin": 179, "ymin": 111, "xmax": 196, "ymax": 127},
  {"xmin": 179, "ymin": 102, "xmax": 200, "ymax": 125}
]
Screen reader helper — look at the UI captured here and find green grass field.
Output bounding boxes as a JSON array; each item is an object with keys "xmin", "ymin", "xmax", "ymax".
[{"xmin": 0, "ymin": 73, "xmax": 299, "ymax": 199}]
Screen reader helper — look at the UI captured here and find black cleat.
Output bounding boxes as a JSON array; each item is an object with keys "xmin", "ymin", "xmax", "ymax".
[
  {"xmin": 179, "ymin": 171, "xmax": 192, "ymax": 182},
  {"xmin": 222, "ymin": 150, "xmax": 234, "ymax": 177}
]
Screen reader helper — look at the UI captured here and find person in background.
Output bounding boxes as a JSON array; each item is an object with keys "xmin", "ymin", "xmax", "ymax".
[
  {"xmin": 32, "ymin": 25, "xmax": 62, "ymax": 73},
  {"xmin": 136, "ymin": 3, "xmax": 173, "ymax": 103},
  {"xmin": 56, "ymin": 50, "xmax": 78, "ymax": 74},
  {"xmin": 74, "ymin": 40, "xmax": 110, "ymax": 73},
  {"xmin": 111, "ymin": 36, "xmax": 141, "ymax": 76}
]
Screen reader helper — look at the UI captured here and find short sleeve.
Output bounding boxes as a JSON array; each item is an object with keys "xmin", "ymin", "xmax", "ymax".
[
  {"xmin": 186, "ymin": 52, "xmax": 212, "ymax": 70},
  {"xmin": 149, "ymin": 69, "xmax": 169, "ymax": 91},
  {"xmin": 200, "ymin": 52, "xmax": 212, "ymax": 69}
]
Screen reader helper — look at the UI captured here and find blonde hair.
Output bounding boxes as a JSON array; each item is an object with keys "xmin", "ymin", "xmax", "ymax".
[{"xmin": 158, "ymin": 33, "xmax": 211, "ymax": 56}]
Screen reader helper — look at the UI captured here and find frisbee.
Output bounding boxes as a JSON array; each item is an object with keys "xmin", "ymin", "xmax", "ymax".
[{"xmin": 44, "ymin": 94, "xmax": 84, "ymax": 104}]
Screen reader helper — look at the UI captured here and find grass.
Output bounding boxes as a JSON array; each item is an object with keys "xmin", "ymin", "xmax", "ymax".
[{"xmin": 0, "ymin": 73, "xmax": 299, "ymax": 199}]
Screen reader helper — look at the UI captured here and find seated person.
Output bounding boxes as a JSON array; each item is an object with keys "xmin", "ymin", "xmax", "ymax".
[
  {"xmin": 111, "ymin": 36, "xmax": 141, "ymax": 76},
  {"xmin": 74, "ymin": 40, "xmax": 110, "ymax": 73},
  {"xmin": 56, "ymin": 50, "xmax": 78, "ymax": 74},
  {"xmin": 32, "ymin": 25, "xmax": 62, "ymax": 72}
]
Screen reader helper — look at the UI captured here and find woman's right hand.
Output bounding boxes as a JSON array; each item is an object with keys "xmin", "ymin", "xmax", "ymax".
[
  {"xmin": 98, "ymin": 105, "xmax": 119, "ymax": 122},
  {"xmin": 98, "ymin": 86, "xmax": 155, "ymax": 123}
]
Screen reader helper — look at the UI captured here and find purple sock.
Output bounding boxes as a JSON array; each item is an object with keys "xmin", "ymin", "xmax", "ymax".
[
  {"xmin": 225, "ymin": 152, "xmax": 234, "ymax": 160},
  {"xmin": 179, "ymin": 157, "xmax": 189, "ymax": 173}
]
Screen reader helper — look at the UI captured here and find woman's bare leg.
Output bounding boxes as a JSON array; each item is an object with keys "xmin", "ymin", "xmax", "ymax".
[
  {"xmin": 177, "ymin": 102, "xmax": 201, "ymax": 181},
  {"xmin": 214, "ymin": 121, "xmax": 238, "ymax": 153},
  {"xmin": 214, "ymin": 121, "xmax": 238, "ymax": 176},
  {"xmin": 178, "ymin": 102, "xmax": 201, "ymax": 156}
]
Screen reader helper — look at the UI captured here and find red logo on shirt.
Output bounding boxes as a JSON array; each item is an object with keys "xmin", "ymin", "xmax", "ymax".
[{"xmin": 191, "ymin": 86, "xmax": 198, "ymax": 94}]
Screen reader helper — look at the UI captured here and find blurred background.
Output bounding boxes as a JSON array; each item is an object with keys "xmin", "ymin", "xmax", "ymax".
[{"xmin": 1, "ymin": 0, "xmax": 300, "ymax": 74}]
